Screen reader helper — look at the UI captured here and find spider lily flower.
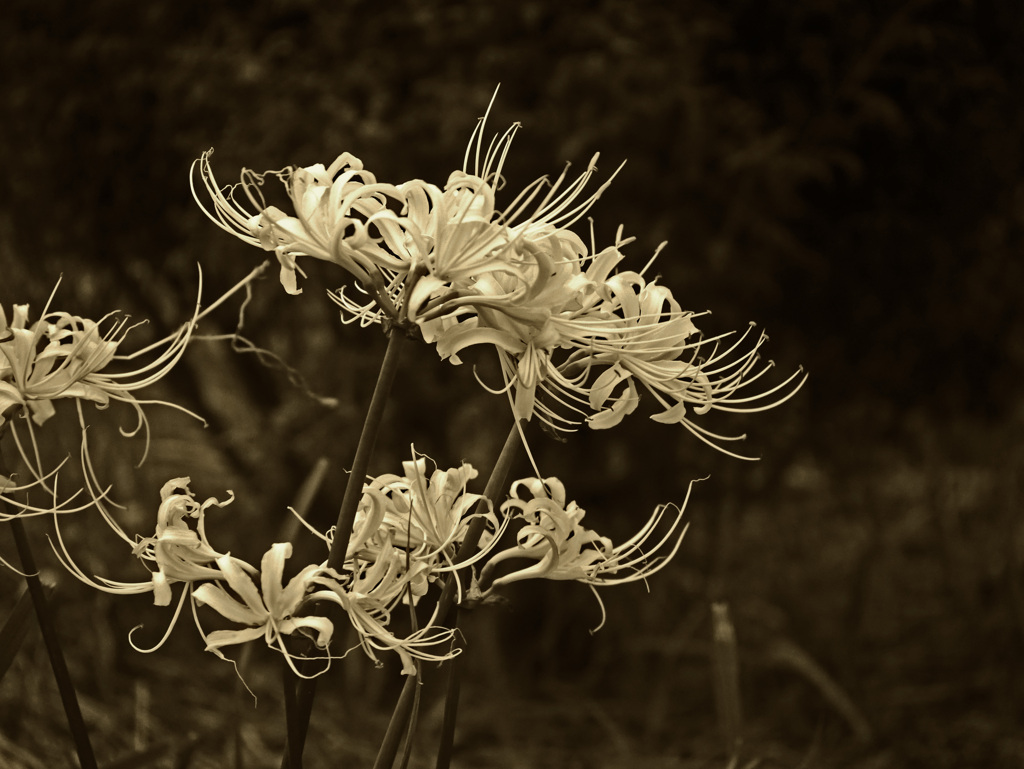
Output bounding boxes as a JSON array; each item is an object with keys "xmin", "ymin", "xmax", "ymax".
[
  {"xmin": 132, "ymin": 478, "xmax": 242, "ymax": 605},
  {"xmin": 1, "ymin": 304, "xmax": 115, "ymax": 428},
  {"xmin": 477, "ymin": 476, "xmax": 696, "ymax": 631},
  {"xmin": 351, "ymin": 450, "xmax": 501, "ymax": 581},
  {"xmin": 193, "ymin": 150, "xmax": 410, "ymax": 314},
  {"xmin": 194, "ymin": 99, "xmax": 804, "ymax": 454},
  {"xmin": 412, "ymin": 103, "xmax": 804, "ymax": 452},
  {"xmin": 401, "ymin": 121, "xmax": 608, "ymax": 319},
  {"xmin": 571, "ymin": 277, "xmax": 808, "ymax": 441},
  {"xmin": 259, "ymin": 528, "xmax": 461, "ymax": 675},
  {"xmin": 354, "ymin": 114, "xmax": 608, "ymax": 326},
  {"xmin": 331, "ymin": 591, "xmax": 460, "ymax": 676},
  {"xmin": 320, "ymin": 450, "xmax": 505, "ymax": 626},
  {"xmin": 416, "ymin": 233, "xmax": 637, "ymax": 423},
  {"xmin": 195, "ymin": 147, "xmax": 516, "ymax": 321},
  {"xmin": 423, "ymin": 229, "xmax": 806, "ymax": 455},
  {"xmin": 405, "ymin": 117, "xmax": 618, "ymax": 336},
  {"xmin": 317, "ymin": 448, "xmax": 502, "ymax": 672},
  {"xmin": 587, "ymin": 321, "xmax": 808, "ymax": 457},
  {"xmin": 195, "ymin": 96, "xmax": 619, "ymax": 333},
  {"xmin": 227, "ymin": 453, "xmax": 487, "ymax": 675},
  {"xmin": 313, "ymin": 549, "xmax": 460, "ymax": 676},
  {"xmin": 422, "ymin": 239, "xmax": 615, "ymax": 422},
  {"xmin": 192, "ymin": 544, "xmax": 336, "ymax": 677},
  {"xmin": 0, "ymin": 283, "xmax": 198, "ymax": 429},
  {"xmin": 52, "ymin": 477, "xmax": 239, "ymax": 607},
  {"xmin": 289, "ymin": 449, "xmax": 502, "ymax": 597},
  {"xmin": 0, "ymin": 284, "xmax": 202, "ymax": 514}
]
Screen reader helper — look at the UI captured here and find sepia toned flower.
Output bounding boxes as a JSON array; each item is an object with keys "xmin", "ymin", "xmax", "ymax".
[
  {"xmin": 52, "ymin": 478, "xmax": 237, "ymax": 607},
  {"xmin": 0, "ymin": 283, "xmax": 202, "ymax": 517},
  {"xmin": 477, "ymin": 475, "xmax": 698, "ymax": 631},
  {"xmin": 192, "ymin": 543, "xmax": 335, "ymax": 676}
]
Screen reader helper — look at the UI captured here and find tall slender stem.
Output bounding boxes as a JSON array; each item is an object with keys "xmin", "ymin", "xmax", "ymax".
[
  {"xmin": 373, "ymin": 673, "xmax": 419, "ymax": 769},
  {"xmin": 430, "ymin": 422, "xmax": 522, "ymax": 769},
  {"xmin": 4, "ymin": 515, "xmax": 98, "ymax": 768},
  {"xmin": 374, "ymin": 595, "xmax": 423, "ymax": 769},
  {"xmin": 283, "ymin": 328, "xmax": 408, "ymax": 768},
  {"xmin": 1, "ymin": 435, "xmax": 97, "ymax": 768},
  {"xmin": 435, "ymin": 422, "xmax": 522, "ymax": 625},
  {"xmin": 328, "ymin": 329, "xmax": 408, "ymax": 572},
  {"xmin": 434, "ymin": 607, "xmax": 461, "ymax": 769}
]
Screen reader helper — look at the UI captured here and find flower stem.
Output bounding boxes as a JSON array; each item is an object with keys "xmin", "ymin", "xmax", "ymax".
[
  {"xmin": 0, "ymin": 433, "xmax": 97, "ymax": 768},
  {"xmin": 282, "ymin": 327, "xmax": 408, "ymax": 768},
  {"xmin": 328, "ymin": 328, "xmax": 408, "ymax": 572},
  {"xmin": 375, "ymin": 597, "xmax": 423, "ymax": 769},
  {"xmin": 281, "ymin": 656, "xmax": 301, "ymax": 769},
  {"xmin": 430, "ymin": 422, "xmax": 522, "ymax": 769},
  {"xmin": 373, "ymin": 673, "xmax": 419, "ymax": 769},
  {"xmin": 710, "ymin": 602, "xmax": 743, "ymax": 761},
  {"xmin": 435, "ymin": 421, "xmax": 522, "ymax": 625},
  {"xmin": 6, "ymin": 516, "xmax": 98, "ymax": 769},
  {"xmin": 434, "ymin": 607, "xmax": 461, "ymax": 769}
]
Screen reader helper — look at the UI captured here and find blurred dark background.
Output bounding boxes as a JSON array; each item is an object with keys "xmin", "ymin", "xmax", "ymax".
[{"xmin": 1, "ymin": 1, "xmax": 1022, "ymax": 767}]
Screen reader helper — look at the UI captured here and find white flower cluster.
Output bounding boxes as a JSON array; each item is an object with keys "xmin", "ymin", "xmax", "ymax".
[
  {"xmin": 0, "ymin": 97, "xmax": 803, "ymax": 685},
  {"xmin": 54, "ymin": 449, "xmax": 692, "ymax": 674},
  {"xmin": 0, "ymin": 285, "xmax": 199, "ymax": 523},
  {"xmin": 477, "ymin": 475, "xmax": 697, "ymax": 632},
  {"xmin": 195, "ymin": 110, "xmax": 804, "ymax": 453}
]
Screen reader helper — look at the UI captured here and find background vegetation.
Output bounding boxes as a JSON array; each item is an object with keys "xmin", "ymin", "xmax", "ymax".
[{"xmin": 1, "ymin": 0, "xmax": 1022, "ymax": 766}]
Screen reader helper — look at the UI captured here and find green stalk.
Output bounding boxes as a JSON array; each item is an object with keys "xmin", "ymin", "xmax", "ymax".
[
  {"xmin": 710, "ymin": 602, "xmax": 742, "ymax": 761},
  {"xmin": 281, "ymin": 656, "xmax": 300, "ymax": 769},
  {"xmin": 398, "ymin": 672, "xmax": 422, "ymax": 769},
  {"xmin": 282, "ymin": 328, "xmax": 408, "ymax": 768},
  {"xmin": 0, "ymin": 584, "xmax": 43, "ymax": 683}
]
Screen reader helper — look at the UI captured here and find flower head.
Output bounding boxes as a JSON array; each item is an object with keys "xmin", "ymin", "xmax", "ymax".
[
  {"xmin": 402, "ymin": 113, "xmax": 805, "ymax": 455},
  {"xmin": 477, "ymin": 475, "xmax": 697, "ymax": 631},
  {"xmin": 52, "ymin": 477, "xmax": 237, "ymax": 607},
  {"xmin": 0, "ymin": 288, "xmax": 191, "ymax": 428},
  {"xmin": 192, "ymin": 543, "xmax": 336, "ymax": 677},
  {"xmin": 0, "ymin": 282, "xmax": 202, "ymax": 517},
  {"xmin": 52, "ymin": 455, "xmax": 483, "ymax": 677},
  {"xmin": 351, "ymin": 450, "xmax": 498, "ymax": 567},
  {"xmin": 193, "ymin": 151, "xmax": 412, "ymax": 301},
  {"xmin": 193, "ymin": 96, "xmax": 803, "ymax": 455},
  {"xmin": 312, "ymin": 550, "xmax": 459, "ymax": 676}
]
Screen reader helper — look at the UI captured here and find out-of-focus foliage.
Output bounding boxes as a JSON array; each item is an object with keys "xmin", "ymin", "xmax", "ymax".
[
  {"xmin": 3, "ymin": 0, "xmax": 1021, "ymax": 419},
  {"xmin": 1, "ymin": 1, "xmax": 1023, "ymax": 767}
]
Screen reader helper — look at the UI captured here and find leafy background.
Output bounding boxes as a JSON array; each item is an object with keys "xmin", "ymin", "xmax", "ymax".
[{"xmin": 1, "ymin": 0, "xmax": 1022, "ymax": 767}]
